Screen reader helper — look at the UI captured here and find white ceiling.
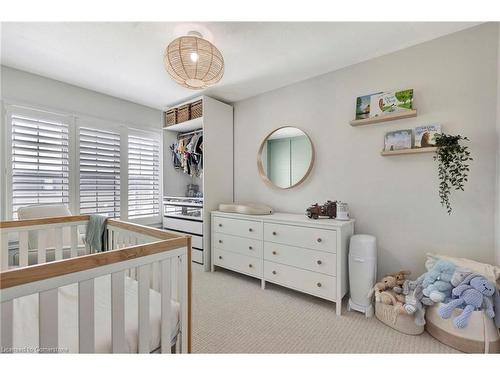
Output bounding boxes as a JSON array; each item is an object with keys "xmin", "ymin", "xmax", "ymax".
[{"xmin": 1, "ymin": 22, "xmax": 480, "ymax": 110}]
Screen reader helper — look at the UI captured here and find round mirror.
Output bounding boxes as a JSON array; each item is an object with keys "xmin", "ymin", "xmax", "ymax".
[{"xmin": 257, "ymin": 126, "xmax": 314, "ymax": 189}]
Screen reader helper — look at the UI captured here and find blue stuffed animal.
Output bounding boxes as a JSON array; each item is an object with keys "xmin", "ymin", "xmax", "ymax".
[
  {"xmin": 410, "ymin": 259, "xmax": 456, "ymax": 304},
  {"xmin": 438, "ymin": 275, "xmax": 495, "ymax": 328}
]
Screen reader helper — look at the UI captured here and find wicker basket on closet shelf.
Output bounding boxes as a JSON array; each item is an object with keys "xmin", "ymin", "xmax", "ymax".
[
  {"xmin": 190, "ymin": 100, "xmax": 203, "ymax": 119},
  {"xmin": 177, "ymin": 104, "xmax": 190, "ymax": 123},
  {"xmin": 165, "ymin": 108, "xmax": 177, "ymax": 127}
]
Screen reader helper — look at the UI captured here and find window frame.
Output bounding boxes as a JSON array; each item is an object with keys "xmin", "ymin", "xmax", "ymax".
[
  {"xmin": 4, "ymin": 105, "xmax": 76, "ymax": 220},
  {"xmin": 3, "ymin": 102, "xmax": 163, "ymax": 225}
]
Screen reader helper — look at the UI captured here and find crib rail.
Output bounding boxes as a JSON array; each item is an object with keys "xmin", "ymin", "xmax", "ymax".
[{"xmin": 0, "ymin": 216, "xmax": 191, "ymax": 354}]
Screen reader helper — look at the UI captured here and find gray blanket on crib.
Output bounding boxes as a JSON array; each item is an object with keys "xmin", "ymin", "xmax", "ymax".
[{"xmin": 85, "ymin": 214, "xmax": 108, "ymax": 252}]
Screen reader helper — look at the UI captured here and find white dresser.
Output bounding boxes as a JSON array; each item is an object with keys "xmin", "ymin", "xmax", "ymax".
[{"xmin": 211, "ymin": 211, "xmax": 354, "ymax": 315}]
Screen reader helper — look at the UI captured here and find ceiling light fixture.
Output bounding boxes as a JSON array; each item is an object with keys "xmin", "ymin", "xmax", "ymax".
[{"xmin": 164, "ymin": 31, "xmax": 224, "ymax": 90}]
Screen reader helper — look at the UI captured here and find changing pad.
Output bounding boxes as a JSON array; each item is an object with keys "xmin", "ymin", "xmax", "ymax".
[{"xmin": 218, "ymin": 203, "xmax": 273, "ymax": 215}]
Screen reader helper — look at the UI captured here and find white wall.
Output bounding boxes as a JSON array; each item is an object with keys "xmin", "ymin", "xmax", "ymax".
[
  {"xmin": 234, "ymin": 23, "xmax": 499, "ymax": 277},
  {"xmin": 0, "ymin": 66, "xmax": 163, "ymax": 220},
  {"xmin": 1, "ymin": 66, "xmax": 162, "ymax": 127},
  {"xmin": 496, "ymin": 23, "xmax": 500, "ymax": 266}
]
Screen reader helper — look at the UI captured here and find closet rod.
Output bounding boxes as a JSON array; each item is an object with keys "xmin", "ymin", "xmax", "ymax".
[{"xmin": 177, "ymin": 128, "xmax": 203, "ymax": 139}]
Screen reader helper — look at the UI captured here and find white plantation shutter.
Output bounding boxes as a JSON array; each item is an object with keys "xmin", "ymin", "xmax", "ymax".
[
  {"xmin": 128, "ymin": 134, "xmax": 161, "ymax": 219},
  {"xmin": 79, "ymin": 127, "xmax": 121, "ymax": 217},
  {"xmin": 10, "ymin": 112, "xmax": 70, "ymax": 218}
]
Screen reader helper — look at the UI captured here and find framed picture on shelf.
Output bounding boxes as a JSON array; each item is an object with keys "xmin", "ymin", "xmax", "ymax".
[
  {"xmin": 384, "ymin": 129, "xmax": 412, "ymax": 151},
  {"xmin": 370, "ymin": 89, "xmax": 414, "ymax": 117},
  {"xmin": 414, "ymin": 124, "xmax": 442, "ymax": 148},
  {"xmin": 355, "ymin": 92, "xmax": 382, "ymax": 120}
]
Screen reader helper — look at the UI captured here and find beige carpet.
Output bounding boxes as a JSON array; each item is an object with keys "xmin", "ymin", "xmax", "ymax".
[{"xmin": 191, "ymin": 268, "xmax": 459, "ymax": 353}]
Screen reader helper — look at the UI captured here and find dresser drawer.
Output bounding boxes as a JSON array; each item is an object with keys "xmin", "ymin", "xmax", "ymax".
[
  {"xmin": 164, "ymin": 217, "xmax": 203, "ymax": 235},
  {"xmin": 264, "ymin": 261, "xmax": 337, "ymax": 301},
  {"xmin": 264, "ymin": 223, "xmax": 336, "ymax": 252},
  {"xmin": 192, "ymin": 248, "xmax": 204, "ymax": 264},
  {"xmin": 213, "ymin": 216, "xmax": 262, "ymax": 240},
  {"xmin": 213, "ymin": 232, "xmax": 263, "ymax": 258},
  {"xmin": 214, "ymin": 249, "xmax": 262, "ymax": 278},
  {"xmin": 264, "ymin": 242, "xmax": 336, "ymax": 276}
]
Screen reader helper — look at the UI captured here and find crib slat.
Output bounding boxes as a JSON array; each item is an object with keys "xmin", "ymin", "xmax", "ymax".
[
  {"xmin": 1, "ymin": 233, "xmax": 9, "ymax": 270},
  {"xmin": 54, "ymin": 227, "xmax": 63, "ymax": 260},
  {"xmin": 111, "ymin": 271, "xmax": 127, "ymax": 353},
  {"xmin": 79, "ymin": 279, "xmax": 95, "ymax": 353},
  {"xmin": 70, "ymin": 225, "xmax": 78, "ymax": 258},
  {"xmin": 1, "ymin": 300, "xmax": 13, "ymax": 351},
  {"xmin": 19, "ymin": 231, "xmax": 29, "ymax": 266},
  {"xmin": 39, "ymin": 288, "xmax": 58, "ymax": 352},
  {"xmin": 38, "ymin": 230, "xmax": 47, "ymax": 264},
  {"xmin": 160, "ymin": 259, "xmax": 172, "ymax": 354},
  {"xmin": 138, "ymin": 265, "xmax": 151, "ymax": 353}
]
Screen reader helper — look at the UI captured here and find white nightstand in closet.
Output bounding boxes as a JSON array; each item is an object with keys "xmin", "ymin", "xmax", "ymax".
[{"xmin": 211, "ymin": 211, "xmax": 354, "ymax": 315}]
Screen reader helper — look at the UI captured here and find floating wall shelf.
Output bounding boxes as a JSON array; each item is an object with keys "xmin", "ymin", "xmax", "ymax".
[
  {"xmin": 350, "ymin": 109, "xmax": 417, "ymax": 127},
  {"xmin": 381, "ymin": 147, "xmax": 437, "ymax": 156}
]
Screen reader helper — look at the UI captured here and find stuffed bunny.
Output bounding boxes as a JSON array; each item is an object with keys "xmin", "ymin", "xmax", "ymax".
[
  {"xmin": 394, "ymin": 280, "xmax": 426, "ymax": 325},
  {"xmin": 438, "ymin": 275, "xmax": 495, "ymax": 329}
]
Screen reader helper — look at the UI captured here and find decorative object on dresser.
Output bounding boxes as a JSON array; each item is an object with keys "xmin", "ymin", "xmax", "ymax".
[
  {"xmin": 306, "ymin": 200, "xmax": 337, "ymax": 219},
  {"xmin": 257, "ymin": 126, "xmax": 314, "ymax": 189},
  {"xmin": 211, "ymin": 211, "xmax": 354, "ymax": 315},
  {"xmin": 335, "ymin": 202, "xmax": 350, "ymax": 221}
]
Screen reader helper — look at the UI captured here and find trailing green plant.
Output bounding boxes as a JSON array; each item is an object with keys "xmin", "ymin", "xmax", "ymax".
[{"xmin": 433, "ymin": 134, "xmax": 472, "ymax": 214}]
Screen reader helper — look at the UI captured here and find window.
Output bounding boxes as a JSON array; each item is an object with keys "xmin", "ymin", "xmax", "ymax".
[
  {"xmin": 10, "ymin": 112, "xmax": 70, "ymax": 219},
  {"xmin": 128, "ymin": 134, "xmax": 161, "ymax": 219},
  {"xmin": 79, "ymin": 127, "xmax": 121, "ymax": 217}
]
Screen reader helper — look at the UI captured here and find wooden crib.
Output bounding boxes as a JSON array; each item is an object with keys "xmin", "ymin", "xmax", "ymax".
[{"xmin": 0, "ymin": 215, "xmax": 191, "ymax": 353}]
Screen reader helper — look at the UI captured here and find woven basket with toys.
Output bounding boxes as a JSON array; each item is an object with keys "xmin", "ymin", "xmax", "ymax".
[{"xmin": 368, "ymin": 271, "xmax": 425, "ymax": 335}]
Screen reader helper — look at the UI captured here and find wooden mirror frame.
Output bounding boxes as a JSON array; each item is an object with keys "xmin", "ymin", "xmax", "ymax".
[{"xmin": 257, "ymin": 126, "xmax": 315, "ymax": 190}]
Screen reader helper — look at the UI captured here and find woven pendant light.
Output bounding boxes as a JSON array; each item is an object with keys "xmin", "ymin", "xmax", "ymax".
[{"xmin": 164, "ymin": 31, "xmax": 224, "ymax": 90}]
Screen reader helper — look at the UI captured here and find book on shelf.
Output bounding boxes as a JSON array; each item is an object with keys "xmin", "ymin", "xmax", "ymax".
[
  {"xmin": 369, "ymin": 89, "xmax": 414, "ymax": 117},
  {"xmin": 414, "ymin": 124, "xmax": 441, "ymax": 148},
  {"xmin": 384, "ymin": 129, "xmax": 412, "ymax": 151}
]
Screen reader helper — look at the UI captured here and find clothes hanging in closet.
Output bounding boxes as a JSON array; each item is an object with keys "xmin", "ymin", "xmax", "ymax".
[{"xmin": 170, "ymin": 132, "xmax": 203, "ymax": 178}]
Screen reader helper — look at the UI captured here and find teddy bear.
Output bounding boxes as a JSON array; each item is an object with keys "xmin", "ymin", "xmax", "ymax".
[
  {"xmin": 377, "ymin": 289, "xmax": 407, "ymax": 313},
  {"xmin": 438, "ymin": 275, "xmax": 495, "ymax": 329},
  {"xmin": 387, "ymin": 270, "xmax": 411, "ymax": 287},
  {"xmin": 409, "ymin": 259, "xmax": 456, "ymax": 304},
  {"xmin": 367, "ymin": 275, "xmax": 397, "ymax": 301}
]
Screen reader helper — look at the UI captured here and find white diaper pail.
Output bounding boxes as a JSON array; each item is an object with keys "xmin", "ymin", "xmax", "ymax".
[{"xmin": 348, "ymin": 234, "xmax": 377, "ymax": 318}]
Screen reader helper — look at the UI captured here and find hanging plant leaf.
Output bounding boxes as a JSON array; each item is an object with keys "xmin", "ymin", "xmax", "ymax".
[{"xmin": 433, "ymin": 134, "xmax": 472, "ymax": 214}]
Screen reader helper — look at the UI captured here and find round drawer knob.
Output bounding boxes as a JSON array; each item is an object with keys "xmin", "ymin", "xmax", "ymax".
[
  {"xmin": 248, "ymin": 264, "xmax": 253, "ymax": 268},
  {"xmin": 272, "ymin": 270, "xmax": 277, "ymax": 275},
  {"xmin": 218, "ymin": 240, "xmax": 222, "ymax": 243},
  {"xmin": 317, "ymin": 260, "xmax": 322, "ymax": 265},
  {"xmin": 317, "ymin": 238, "xmax": 322, "ymax": 243},
  {"xmin": 249, "ymin": 246, "xmax": 253, "ymax": 250},
  {"xmin": 272, "ymin": 251, "xmax": 277, "ymax": 255},
  {"xmin": 218, "ymin": 223, "xmax": 222, "ymax": 227},
  {"xmin": 248, "ymin": 228, "xmax": 253, "ymax": 232},
  {"xmin": 272, "ymin": 231, "xmax": 277, "ymax": 235},
  {"xmin": 316, "ymin": 282, "xmax": 322, "ymax": 287},
  {"xmin": 218, "ymin": 256, "xmax": 222, "ymax": 260}
]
